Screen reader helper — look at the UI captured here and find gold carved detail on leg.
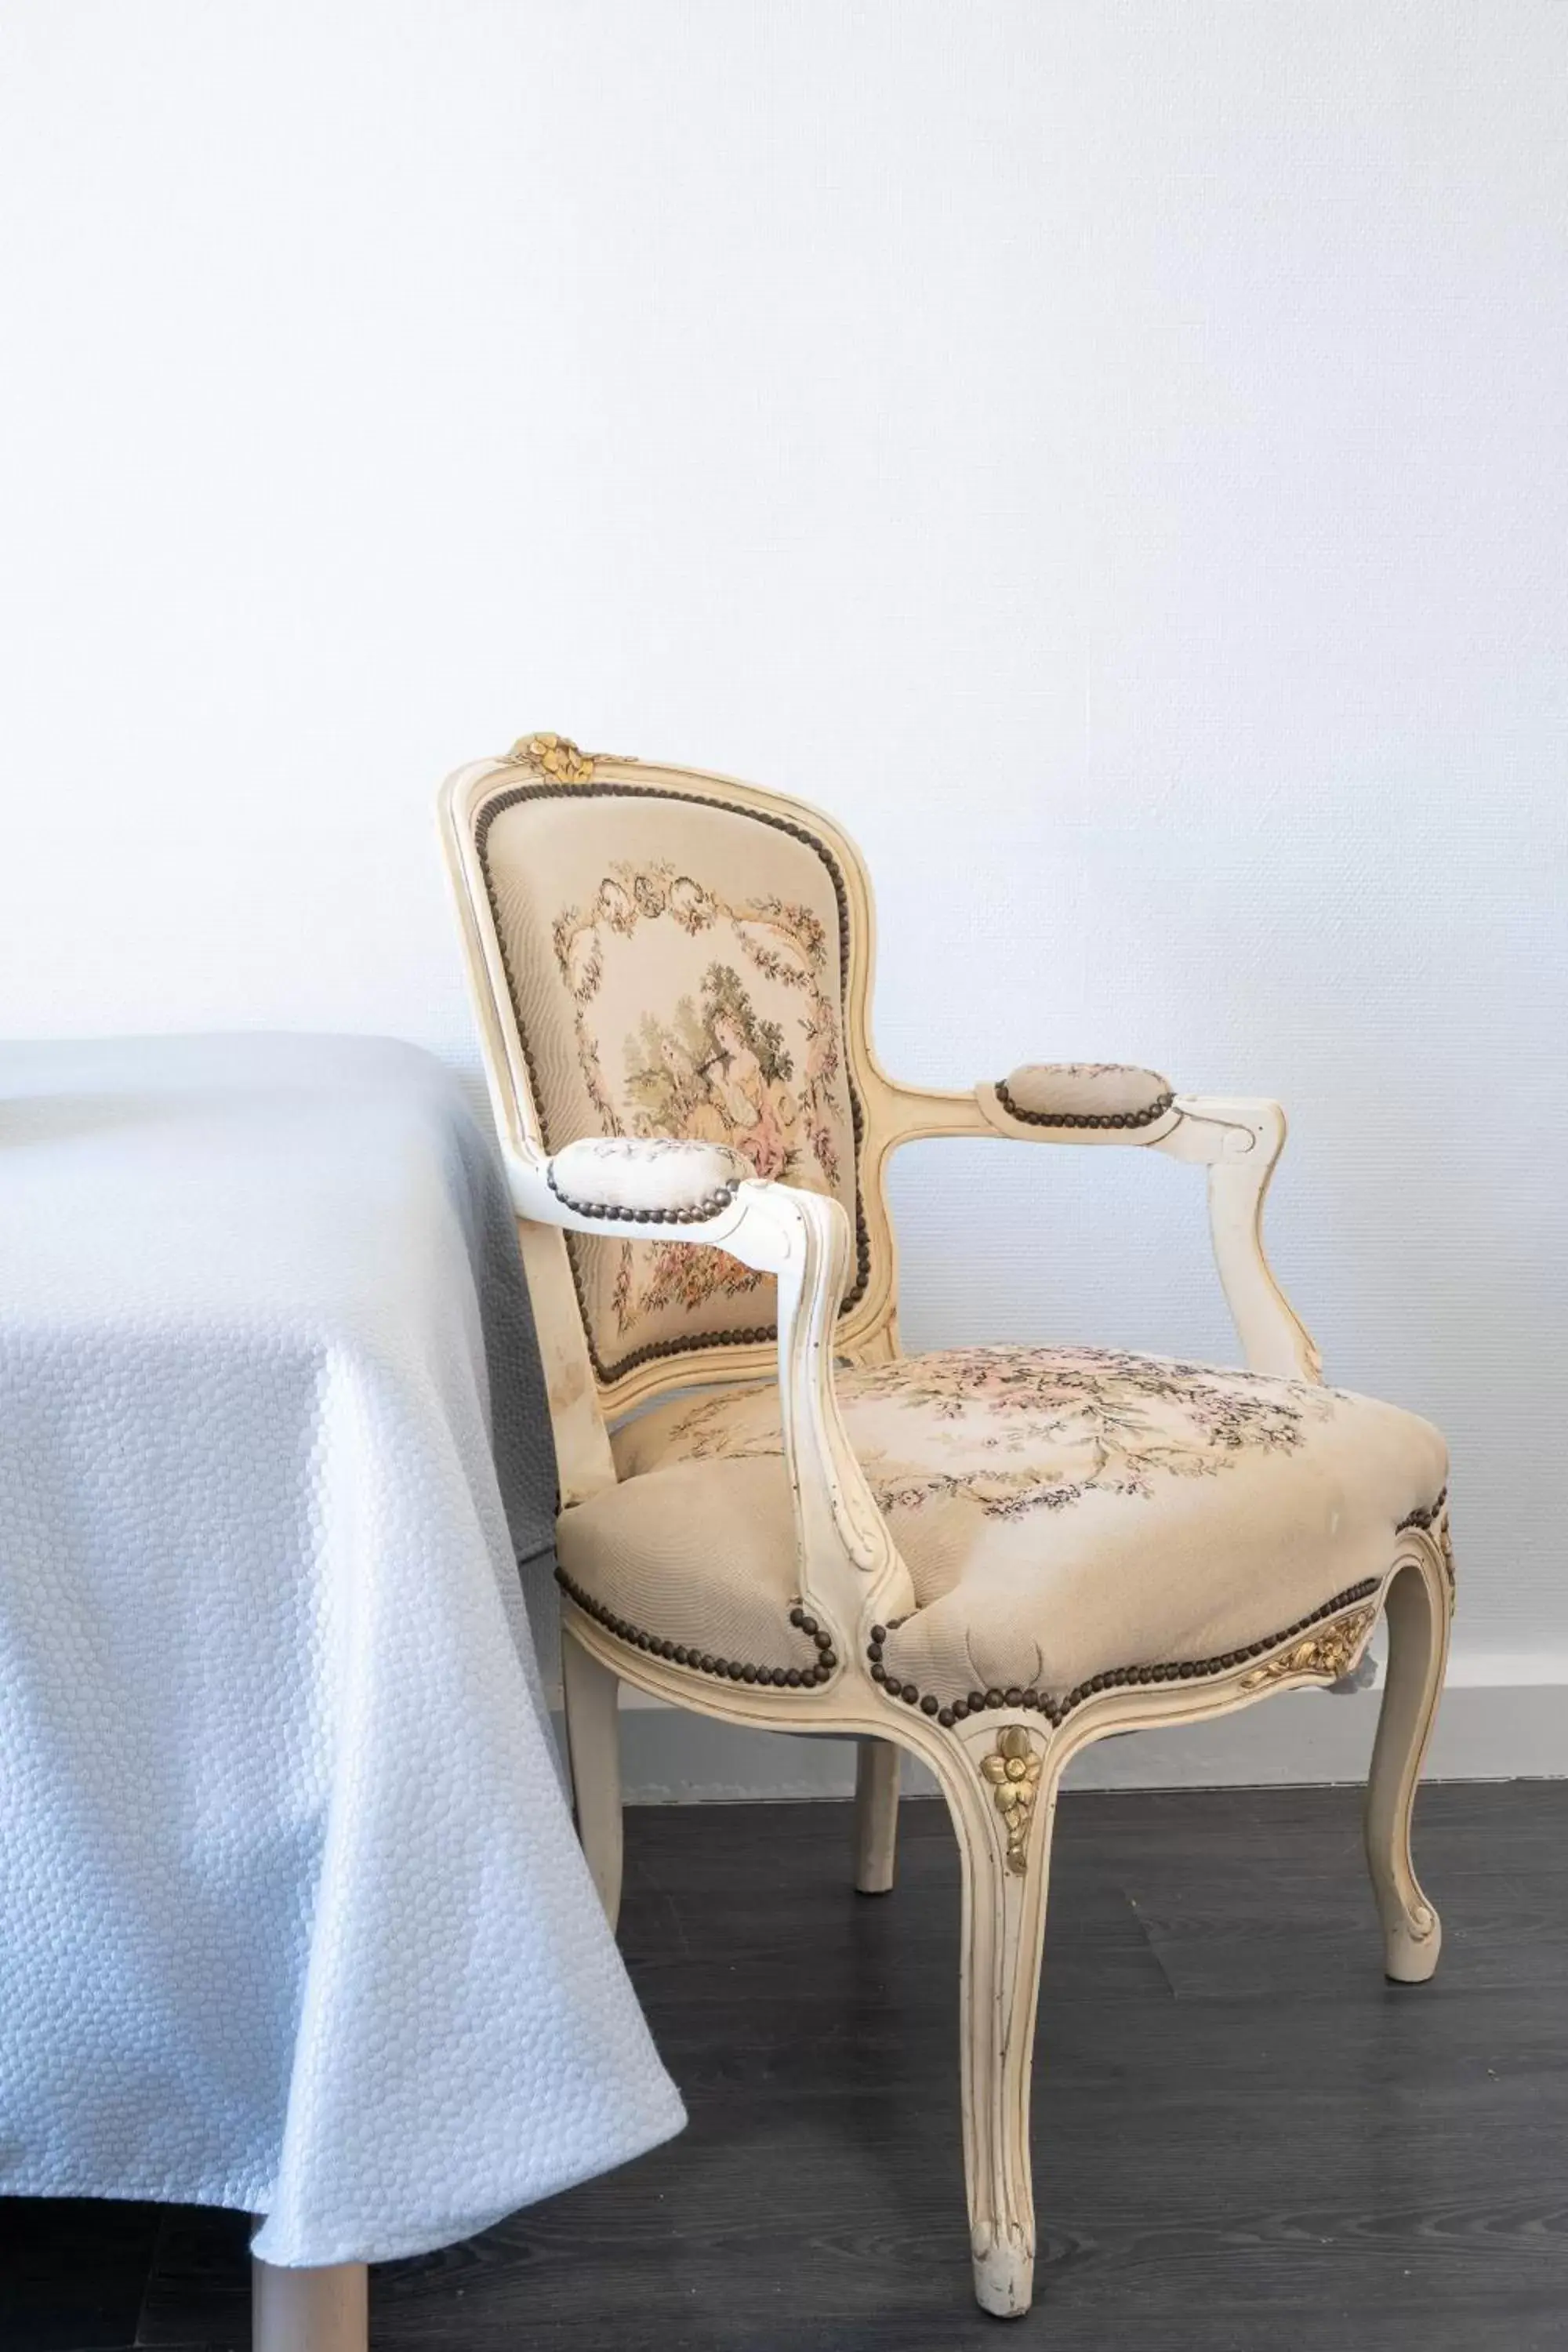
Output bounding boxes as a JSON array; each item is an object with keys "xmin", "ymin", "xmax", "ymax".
[
  {"xmin": 980, "ymin": 1726, "xmax": 1044, "ymax": 1875},
  {"xmin": 1239, "ymin": 1603, "xmax": 1378, "ymax": 1693}
]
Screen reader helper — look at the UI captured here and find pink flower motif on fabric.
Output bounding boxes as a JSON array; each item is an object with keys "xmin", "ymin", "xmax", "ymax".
[{"xmin": 653, "ymin": 1345, "xmax": 1335, "ymax": 1523}]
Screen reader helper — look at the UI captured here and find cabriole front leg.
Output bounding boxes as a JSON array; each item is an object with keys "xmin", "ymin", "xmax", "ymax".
[
  {"xmin": 1365, "ymin": 1532, "xmax": 1451, "ymax": 1983},
  {"xmin": 930, "ymin": 1718, "xmax": 1061, "ymax": 2319}
]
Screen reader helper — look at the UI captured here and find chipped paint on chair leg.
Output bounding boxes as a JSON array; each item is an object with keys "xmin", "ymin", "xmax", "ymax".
[
  {"xmin": 562, "ymin": 1620, "xmax": 624, "ymax": 1931},
  {"xmin": 853, "ymin": 1737, "xmax": 900, "ymax": 1893},
  {"xmin": 931, "ymin": 1718, "xmax": 1060, "ymax": 2319},
  {"xmin": 1365, "ymin": 1536, "xmax": 1450, "ymax": 1983}
]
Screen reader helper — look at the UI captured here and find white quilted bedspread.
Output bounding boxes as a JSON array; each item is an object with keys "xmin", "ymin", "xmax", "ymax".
[{"xmin": 0, "ymin": 1035, "xmax": 683, "ymax": 2265}]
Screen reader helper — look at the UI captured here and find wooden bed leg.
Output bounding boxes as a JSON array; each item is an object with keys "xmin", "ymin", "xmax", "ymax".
[
  {"xmin": 854, "ymin": 1737, "xmax": 900, "ymax": 1893},
  {"xmin": 252, "ymin": 2256, "xmax": 368, "ymax": 2352}
]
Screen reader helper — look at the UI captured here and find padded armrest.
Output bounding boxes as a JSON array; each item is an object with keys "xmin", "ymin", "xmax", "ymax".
[
  {"xmin": 544, "ymin": 1134, "xmax": 753, "ymax": 1224},
  {"xmin": 995, "ymin": 1062, "xmax": 1174, "ymax": 1132}
]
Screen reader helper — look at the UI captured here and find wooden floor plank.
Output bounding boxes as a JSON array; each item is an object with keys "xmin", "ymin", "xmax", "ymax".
[
  {"xmin": 0, "ymin": 2196, "xmax": 164, "ymax": 2352},
  {"xmin": 16, "ymin": 1782, "xmax": 1568, "ymax": 2350}
]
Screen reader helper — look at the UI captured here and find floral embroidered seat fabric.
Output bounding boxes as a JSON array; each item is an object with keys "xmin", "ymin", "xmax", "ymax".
[{"xmin": 557, "ymin": 1345, "xmax": 1448, "ymax": 1709}]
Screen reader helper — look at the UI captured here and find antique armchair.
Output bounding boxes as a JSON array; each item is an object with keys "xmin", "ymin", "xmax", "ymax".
[{"xmin": 440, "ymin": 733, "xmax": 1453, "ymax": 2321}]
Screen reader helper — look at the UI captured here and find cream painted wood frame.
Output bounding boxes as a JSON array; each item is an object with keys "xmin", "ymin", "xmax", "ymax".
[{"xmin": 440, "ymin": 735, "xmax": 1451, "ymax": 2324}]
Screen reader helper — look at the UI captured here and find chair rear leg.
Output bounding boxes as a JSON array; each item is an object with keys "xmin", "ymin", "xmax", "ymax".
[
  {"xmin": 853, "ymin": 1737, "xmax": 900, "ymax": 1893},
  {"xmin": 562, "ymin": 1622, "xmax": 624, "ymax": 1931},
  {"xmin": 1365, "ymin": 1542, "xmax": 1450, "ymax": 1983},
  {"xmin": 931, "ymin": 1724, "xmax": 1061, "ymax": 2319}
]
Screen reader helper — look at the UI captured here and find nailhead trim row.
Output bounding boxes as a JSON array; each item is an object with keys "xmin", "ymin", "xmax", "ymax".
[
  {"xmin": 1395, "ymin": 1486, "xmax": 1455, "ymax": 1601},
  {"xmin": 476, "ymin": 774, "xmax": 873, "ymax": 1385},
  {"xmin": 554, "ymin": 1566, "xmax": 838, "ymax": 1687},
  {"xmin": 544, "ymin": 1159, "xmax": 745, "ymax": 1225},
  {"xmin": 1396, "ymin": 1486, "xmax": 1449, "ymax": 1533},
  {"xmin": 993, "ymin": 1079, "xmax": 1175, "ymax": 1132},
  {"xmin": 866, "ymin": 1575, "xmax": 1385, "ymax": 1730}
]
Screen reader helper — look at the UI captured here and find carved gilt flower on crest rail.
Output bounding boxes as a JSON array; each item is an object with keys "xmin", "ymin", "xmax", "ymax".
[{"xmin": 506, "ymin": 731, "xmax": 597, "ymax": 783}]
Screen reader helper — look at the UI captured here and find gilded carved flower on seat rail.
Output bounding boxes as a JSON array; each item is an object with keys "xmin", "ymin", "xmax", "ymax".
[{"xmin": 1238, "ymin": 1604, "xmax": 1377, "ymax": 1693}]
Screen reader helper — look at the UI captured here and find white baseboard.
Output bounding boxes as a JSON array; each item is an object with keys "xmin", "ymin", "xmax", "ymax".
[{"xmin": 555, "ymin": 1661, "xmax": 1567, "ymax": 1802}]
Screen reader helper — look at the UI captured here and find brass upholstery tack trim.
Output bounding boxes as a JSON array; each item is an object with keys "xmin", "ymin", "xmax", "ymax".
[
  {"xmin": 866, "ymin": 1574, "xmax": 1385, "ymax": 1730},
  {"xmin": 1396, "ymin": 1484, "xmax": 1456, "ymax": 1607},
  {"xmin": 475, "ymin": 768, "xmax": 872, "ymax": 1384},
  {"xmin": 543, "ymin": 1159, "xmax": 745, "ymax": 1226},
  {"xmin": 1396, "ymin": 1485, "xmax": 1448, "ymax": 1534},
  {"xmin": 993, "ymin": 1078, "xmax": 1175, "ymax": 1132},
  {"xmin": 554, "ymin": 1566, "xmax": 838, "ymax": 1689}
]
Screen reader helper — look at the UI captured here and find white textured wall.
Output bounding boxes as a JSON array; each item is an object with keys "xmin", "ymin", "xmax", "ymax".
[{"xmin": 3, "ymin": 3, "xmax": 1564, "ymax": 1782}]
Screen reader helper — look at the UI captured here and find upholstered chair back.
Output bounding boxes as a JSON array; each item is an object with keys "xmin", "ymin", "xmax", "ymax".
[{"xmin": 456, "ymin": 737, "xmax": 891, "ymax": 1407}]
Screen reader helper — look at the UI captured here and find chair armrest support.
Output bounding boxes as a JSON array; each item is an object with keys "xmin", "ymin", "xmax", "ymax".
[
  {"xmin": 509, "ymin": 1141, "xmax": 915, "ymax": 1639},
  {"xmin": 1153, "ymin": 1096, "xmax": 1322, "ymax": 1383},
  {"xmin": 869, "ymin": 1079, "xmax": 1321, "ymax": 1385}
]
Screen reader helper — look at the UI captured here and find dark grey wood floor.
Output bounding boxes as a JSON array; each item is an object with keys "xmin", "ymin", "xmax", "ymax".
[{"xmin": 6, "ymin": 1782, "xmax": 1567, "ymax": 2351}]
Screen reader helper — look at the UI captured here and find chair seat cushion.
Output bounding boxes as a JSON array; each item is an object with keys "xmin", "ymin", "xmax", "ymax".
[{"xmin": 557, "ymin": 1345, "xmax": 1448, "ymax": 1708}]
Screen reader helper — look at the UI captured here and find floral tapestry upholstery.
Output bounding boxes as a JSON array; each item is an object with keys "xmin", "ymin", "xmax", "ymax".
[
  {"xmin": 555, "ymin": 1345, "xmax": 1450, "ymax": 1704},
  {"xmin": 479, "ymin": 783, "xmax": 863, "ymax": 1381}
]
